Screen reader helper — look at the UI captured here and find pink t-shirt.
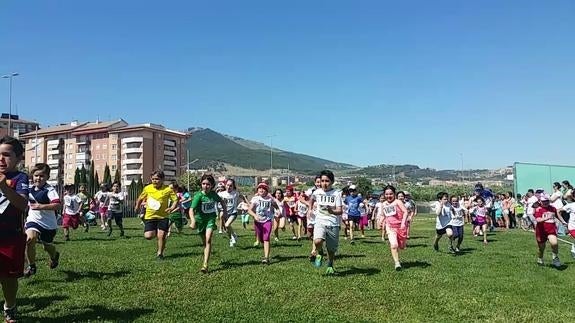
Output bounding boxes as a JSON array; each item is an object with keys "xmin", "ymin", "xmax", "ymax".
[{"xmin": 382, "ymin": 201, "xmax": 404, "ymax": 227}]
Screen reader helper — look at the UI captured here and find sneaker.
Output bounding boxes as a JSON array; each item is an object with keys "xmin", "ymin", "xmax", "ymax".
[
  {"xmin": 156, "ymin": 254, "xmax": 164, "ymax": 261},
  {"xmin": 218, "ymin": 230, "xmax": 223, "ymax": 234},
  {"xmin": 552, "ymin": 257, "xmax": 562, "ymax": 268},
  {"xmin": 274, "ymin": 237, "xmax": 279, "ymax": 242},
  {"xmin": 448, "ymin": 246, "xmax": 456, "ymax": 254},
  {"xmin": 64, "ymin": 235, "xmax": 70, "ymax": 241},
  {"xmin": 107, "ymin": 227, "xmax": 113, "ymax": 237},
  {"xmin": 232, "ymin": 233, "xmax": 238, "ymax": 243},
  {"xmin": 325, "ymin": 266, "xmax": 335, "ymax": 275},
  {"xmin": 314, "ymin": 255, "xmax": 323, "ymax": 268},
  {"xmin": 433, "ymin": 243, "xmax": 439, "ymax": 252},
  {"xmin": 84, "ymin": 225, "xmax": 89, "ymax": 233},
  {"xmin": 291, "ymin": 236, "xmax": 297, "ymax": 240},
  {"xmin": 253, "ymin": 241, "xmax": 260, "ymax": 247},
  {"xmin": 309, "ymin": 253, "xmax": 317, "ymax": 263},
  {"xmin": 119, "ymin": 231, "xmax": 125, "ymax": 237},
  {"xmin": 261, "ymin": 258, "xmax": 270, "ymax": 265},
  {"xmin": 3, "ymin": 306, "xmax": 17, "ymax": 323},
  {"xmin": 200, "ymin": 265, "xmax": 208, "ymax": 274},
  {"xmin": 537, "ymin": 258, "xmax": 544, "ymax": 266},
  {"xmin": 49, "ymin": 252, "xmax": 60, "ymax": 269},
  {"xmin": 361, "ymin": 234, "xmax": 365, "ymax": 238},
  {"xmin": 23, "ymin": 264, "xmax": 37, "ymax": 277},
  {"xmin": 229, "ymin": 240, "xmax": 235, "ymax": 247},
  {"xmin": 479, "ymin": 230, "xmax": 483, "ymax": 235},
  {"xmin": 455, "ymin": 247, "xmax": 461, "ymax": 253},
  {"xmin": 350, "ymin": 239, "xmax": 355, "ymax": 245},
  {"xmin": 394, "ymin": 262, "xmax": 402, "ymax": 271}
]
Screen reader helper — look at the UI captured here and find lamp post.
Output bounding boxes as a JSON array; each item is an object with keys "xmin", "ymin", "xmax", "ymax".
[
  {"xmin": 2, "ymin": 72, "xmax": 19, "ymax": 136},
  {"xmin": 266, "ymin": 135, "xmax": 276, "ymax": 184}
]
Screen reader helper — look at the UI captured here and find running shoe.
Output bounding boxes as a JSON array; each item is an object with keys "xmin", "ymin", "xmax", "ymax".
[
  {"xmin": 3, "ymin": 306, "xmax": 17, "ymax": 323},
  {"xmin": 23, "ymin": 264, "xmax": 37, "ymax": 277},
  {"xmin": 200, "ymin": 266, "xmax": 208, "ymax": 274},
  {"xmin": 394, "ymin": 262, "xmax": 402, "ymax": 271},
  {"xmin": 552, "ymin": 257, "xmax": 562, "ymax": 268},
  {"xmin": 537, "ymin": 258, "xmax": 544, "ymax": 266},
  {"xmin": 49, "ymin": 252, "xmax": 60, "ymax": 269},
  {"xmin": 314, "ymin": 255, "xmax": 323, "ymax": 268},
  {"xmin": 571, "ymin": 245, "xmax": 575, "ymax": 259},
  {"xmin": 325, "ymin": 266, "xmax": 335, "ymax": 275},
  {"xmin": 433, "ymin": 243, "xmax": 439, "ymax": 252}
]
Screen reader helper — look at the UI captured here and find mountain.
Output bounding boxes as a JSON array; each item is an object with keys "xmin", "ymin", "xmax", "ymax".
[
  {"xmin": 348, "ymin": 164, "xmax": 512, "ymax": 182},
  {"xmin": 186, "ymin": 128, "xmax": 356, "ymax": 174}
]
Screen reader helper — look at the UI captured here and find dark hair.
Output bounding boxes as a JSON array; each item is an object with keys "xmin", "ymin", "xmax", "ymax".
[
  {"xmin": 383, "ymin": 185, "xmax": 396, "ymax": 194},
  {"xmin": 151, "ymin": 170, "xmax": 165, "ymax": 179},
  {"xmin": 200, "ymin": 174, "xmax": 216, "ymax": 187},
  {"xmin": 516, "ymin": 193, "xmax": 522, "ymax": 199},
  {"xmin": 527, "ymin": 189, "xmax": 534, "ymax": 194},
  {"xmin": 396, "ymin": 191, "xmax": 405, "ymax": 198},
  {"xmin": 0, "ymin": 136, "xmax": 24, "ymax": 157},
  {"xmin": 226, "ymin": 178, "xmax": 237, "ymax": 190},
  {"xmin": 475, "ymin": 196, "xmax": 485, "ymax": 203},
  {"xmin": 274, "ymin": 188, "xmax": 284, "ymax": 200},
  {"xmin": 64, "ymin": 184, "xmax": 75, "ymax": 191},
  {"xmin": 562, "ymin": 180, "xmax": 573, "ymax": 189},
  {"xmin": 112, "ymin": 181, "xmax": 120, "ymax": 187},
  {"xmin": 553, "ymin": 182, "xmax": 561, "ymax": 189},
  {"xmin": 315, "ymin": 175, "xmax": 321, "ymax": 180},
  {"xmin": 319, "ymin": 170, "xmax": 335, "ymax": 183},
  {"xmin": 31, "ymin": 163, "xmax": 50, "ymax": 176},
  {"xmin": 436, "ymin": 192, "xmax": 448, "ymax": 200}
]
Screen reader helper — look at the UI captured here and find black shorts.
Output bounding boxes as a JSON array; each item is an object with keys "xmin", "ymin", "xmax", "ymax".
[
  {"xmin": 436, "ymin": 225, "xmax": 452, "ymax": 235},
  {"xmin": 348, "ymin": 216, "xmax": 360, "ymax": 224},
  {"xmin": 24, "ymin": 222, "xmax": 57, "ymax": 244},
  {"xmin": 107, "ymin": 211, "xmax": 123, "ymax": 226},
  {"xmin": 144, "ymin": 218, "xmax": 170, "ymax": 233}
]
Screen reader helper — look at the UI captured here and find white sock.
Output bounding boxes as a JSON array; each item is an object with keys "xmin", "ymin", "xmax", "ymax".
[{"xmin": 552, "ymin": 253, "xmax": 558, "ymax": 259}]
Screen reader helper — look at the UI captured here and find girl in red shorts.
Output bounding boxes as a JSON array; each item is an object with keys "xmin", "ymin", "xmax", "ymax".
[
  {"xmin": 534, "ymin": 194, "xmax": 567, "ymax": 268},
  {"xmin": 62, "ymin": 184, "xmax": 83, "ymax": 241}
]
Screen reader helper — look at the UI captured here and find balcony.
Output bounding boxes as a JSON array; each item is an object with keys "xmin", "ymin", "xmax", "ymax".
[
  {"xmin": 123, "ymin": 169, "xmax": 143, "ymax": 176},
  {"xmin": 163, "ymin": 160, "xmax": 176, "ymax": 167},
  {"xmin": 47, "ymin": 151, "xmax": 61, "ymax": 158},
  {"xmin": 122, "ymin": 158, "xmax": 142, "ymax": 165},
  {"xmin": 123, "ymin": 147, "xmax": 143, "ymax": 154},
  {"xmin": 121, "ymin": 137, "xmax": 143, "ymax": 144},
  {"xmin": 76, "ymin": 139, "xmax": 91, "ymax": 146},
  {"xmin": 47, "ymin": 139, "xmax": 62, "ymax": 148},
  {"xmin": 76, "ymin": 152, "xmax": 90, "ymax": 160},
  {"xmin": 163, "ymin": 140, "xmax": 176, "ymax": 147},
  {"xmin": 47, "ymin": 158, "xmax": 61, "ymax": 166},
  {"xmin": 164, "ymin": 150, "xmax": 175, "ymax": 157},
  {"xmin": 164, "ymin": 170, "xmax": 176, "ymax": 177}
]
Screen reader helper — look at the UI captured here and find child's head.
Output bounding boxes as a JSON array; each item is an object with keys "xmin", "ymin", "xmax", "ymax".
[
  {"xmin": 100, "ymin": 183, "xmax": 109, "ymax": 192},
  {"xmin": 79, "ymin": 183, "xmax": 87, "ymax": 193},
  {"xmin": 257, "ymin": 182, "xmax": 269, "ymax": 196},
  {"xmin": 383, "ymin": 185, "xmax": 396, "ymax": 202},
  {"xmin": 319, "ymin": 170, "xmax": 334, "ymax": 190},
  {"xmin": 396, "ymin": 191, "xmax": 405, "ymax": 201},
  {"xmin": 150, "ymin": 170, "xmax": 165, "ymax": 188},
  {"xmin": 436, "ymin": 192, "xmax": 448, "ymax": 202},
  {"xmin": 226, "ymin": 179, "xmax": 236, "ymax": 192},
  {"xmin": 475, "ymin": 196, "xmax": 485, "ymax": 206},
  {"xmin": 112, "ymin": 181, "xmax": 120, "ymax": 192},
  {"xmin": 286, "ymin": 185, "xmax": 294, "ymax": 197},
  {"xmin": 273, "ymin": 188, "xmax": 284, "ymax": 200},
  {"xmin": 31, "ymin": 163, "xmax": 50, "ymax": 188},
  {"xmin": 450, "ymin": 195, "xmax": 459, "ymax": 206},
  {"xmin": 314, "ymin": 175, "xmax": 321, "ymax": 188},
  {"xmin": 200, "ymin": 174, "xmax": 215, "ymax": 192},
  {"xmin": 379, "ymin": 194, "xmax": 385, "ymax": 202},
  {"xmin": 0, "ymin": 136, "xmax": 24, "ymax": 174},
  {"xmin": 64, "ymin": 184, "xmax": 75, "ymax": 194}
]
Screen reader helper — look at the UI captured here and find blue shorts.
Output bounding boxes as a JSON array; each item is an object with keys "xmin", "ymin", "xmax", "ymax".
[
  {"xmin": 24, "ymin": 222, "xmax": 57, "ymax": 244},
  {"xmin": 452, "ymin": 225, "xmax": 464, "ymax": 238}
]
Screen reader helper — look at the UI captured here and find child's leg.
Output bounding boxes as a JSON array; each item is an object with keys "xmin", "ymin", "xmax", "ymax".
[
  {"xmin": 25, "ymin": 230, "xmax": 38, "ymax": 265},
  {"xmin": 63, "ymin": 227, "xmax": 69, "ymax": 239},
  {"xmin": 273, "ymin": 218, "xmax": 279, "ymax": 240},
  {"xmin": 387, "ymin": 226, "xmax": 400, "ymax": 265},
  {"xmin": 202, "ymin": 229, "xmax": 214, "ymax": 268},
  {"xmin": 297, "ymin": 218, "xmax": 303, "ymax": 239},
  {"xmin": 116, "ymin": 215, "xmax": 125, "ymax": 236},
  {"xmin": 482, "ymin": 224, "xmax": 488, "ymax": 243},
  {"xmin": 263, "ymin": 221, "xmax": 272, "ymax": 259},
  {"xmin": 548, "ymin": 235, "xmax": 559, "ymax": 257},
  {"xmin": 537, "ymin": 241, "xmax": 546, "ymax": 259},
  {"xmin": 156, "ymin": 221, "xmax": 168, "ymax": 256},
  {"xmin": 446, "ymin": 228, "xmax": 454, "ymax": 248},
  {"xmin": 0, "ymin": 278, "xmax": 18, "ymax": 309},
  {"xmin": 43, "ymin": 243, "xmax": 58, "ymax": 260},
  {"xmin": 433, "ymin": 233, "xmax": 442, "ymax": 250}
]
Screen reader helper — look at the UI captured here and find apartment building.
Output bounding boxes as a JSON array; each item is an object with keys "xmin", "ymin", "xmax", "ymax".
[
  {"xmin": 21, "ymin": 120, "xmax": 189, "ymax": 187},
  {"xmin": 0, "ymin": 113, "xmax": 40, "ymax": 138}
]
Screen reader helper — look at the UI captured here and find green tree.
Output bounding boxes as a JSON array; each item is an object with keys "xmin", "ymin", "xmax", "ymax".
[
  {"xmin": 94, "ymin": 171, "xmax": 100, "ymax": 192},
  {"xmin": 113, "ymin": 167, "xmax": 121, "ymax": 184},
  {"xmin": 79, "ymin": 164, "xmax": 88, "ymax": 185},
  {"xmin": 103, "ymin": 164, "xmax": 111, "ymax": 185},
  {"xmin": 87, "ymin": 161, "xmax": 96, "ymax": 195},
  {"xmin": 178, "ymin": 172, "xmax": 200, "ymax": 193},
  {"xmin": 74, "ymin": 167, "xmax": 81, "ymax": 188},
  {"xmin": 354, "ymin": 176, "xmax": 373, "ymax": 197}
]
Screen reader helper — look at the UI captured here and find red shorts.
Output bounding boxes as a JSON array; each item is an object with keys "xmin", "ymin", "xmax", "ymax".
[
  {"xmin": 0, "ymin": 235, "xmax": 26, "ymax": 278},
  {"xmin": 99, "ymin": 207, "xmax": 108, "ymax": 216},
  {"xmin": 569, "ymin": 229, "xmax": 575, "ymax": 239},
  {"xmin": 535, "ymin": 223, "xmax": 557, "ymax": 243},
  {"xmin": 62, "ymin": 213, "xmax": 80, "ymax": 229}
]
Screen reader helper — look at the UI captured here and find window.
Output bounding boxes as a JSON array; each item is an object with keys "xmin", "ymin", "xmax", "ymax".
[
  {"xmin": 102, "ymin": 154, "xmax": 107, "ymax": 159},
  {"xmin": 95, "ymin": 154, "xmax": 100, "ymax": 160},
  {"xmin": 67, "ymin": 153, "xmax": 73, "ymax": 160},
  {"xmin": 95, "ymin": 145, "xmax": 100, "ymax": 150},
  {"xmin": 111, "ymin": 144, "xmax": 117, "ymax": 150},
  {"xmin": 103, "ymin": 144, "xmax": 107, "ymax": 149},
  {"xmin": 111, "ymin": 154, "xmax": 117, "ymax": 161},
  {"xmin": 111, "ymin": 165, "xmax": 117, "ymax": 171}
]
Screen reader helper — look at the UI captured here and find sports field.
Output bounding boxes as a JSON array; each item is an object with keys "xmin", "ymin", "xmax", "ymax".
[{"xmin": 16, "ymin": 215, "xmax": 575, "ymax": 322}]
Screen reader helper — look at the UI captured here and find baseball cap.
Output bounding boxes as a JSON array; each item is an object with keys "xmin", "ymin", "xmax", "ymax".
[
  {"xmin": 349, "ymin": 185, "xmax": 357, "ymax": 190},
  {"xmin": 535, "ymin": 188, "xmax": 545, "ymax": 194},
  {"xmin": 257, "ymin": 182, "xmax": 269, "ymax": 191},
  {"xmin": 540, "ymin": 194, "xmax": 550, "ymax": 201}
]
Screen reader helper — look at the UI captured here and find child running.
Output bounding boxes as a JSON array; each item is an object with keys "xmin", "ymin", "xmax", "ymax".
[
  {"xmin": 24, "ymin": 163, "xmax": 62, "ymax": 278},
  {"xmin": 558, "ymin": 191, "xmax": 575, "ymax": 258},
  {"xmin": 62, "ymin": 184, "xmax": 83, "ymax": 241},
  {"xmin": 94, "ymin": 183, "xmax": 111, "ymax": 231},
  {"xmin": 373, "ymin": 194, "xmax": 387, "ymax": 240},
  {"xmin": 284, "ymin": 186, "xmax": 299, "ymax": 240},
  {"xmin": 107, "ymin": 181, "xmax": 125, "ymax": 237},
  {"xmin": 449, "ymin": 195, "xmax": 466, "ymax": 253},
  {"xmin": 76, "ymin": 183, "xmax": 93, "ymax": 232},
  {"xmin": 218, "ymin": 179, "xmax": 242, "ymax": 247},
  {"xmin": 534, "ymin": 194, "xmax": 567, "ymax": 267},
  {"xmin": 296, "ymin": 193, "xmax": 309, "ymax": 241},
  {"xmin": 433, "ymin": 192, "xmax": 454, "ymax": 252},
  {"xmin": 134, "ymin": 170, "xmax": 179, "ymax": 260},
  {"xmin": 0, "ymin": 136, "xmax": 30, "ymax": 323},
  {"xmin": 308, "ymin": 170, "xmax": 343, "ymax": 275},
  {"xmin": 248, "ymin": 182, "xmax": 279, "ymax": 264},
  {"xmin": 190, "ymin": 174, "xmax": 227, "ymax": 273},
  {"xmin": 381, "ymin": 185, "xmax": 408, "ymax": 271},
  {"xmin": 403, "ymin": 191, "xmax": 417, "ymax": 239},
  {"xmin": 470, "ymin": 197, "xmax": 489, "ymax": 244}
]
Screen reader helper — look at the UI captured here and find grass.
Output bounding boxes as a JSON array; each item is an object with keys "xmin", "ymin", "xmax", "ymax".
[{"xmin": 15, "ymin": 214, "xmax": 575, "ymax": 323}]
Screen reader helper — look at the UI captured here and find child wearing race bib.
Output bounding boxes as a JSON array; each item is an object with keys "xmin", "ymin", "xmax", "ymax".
[
  {"xmin": 381, "ymin": 185, "xmax": 408, "ymax": 271},
  {"xmin": 534, "ymin": 194, "xmax": 567, "ymax": 267},
  {"xmin": 218, "ymin": 179, "xmax": 243, "ymax": 247},
  {"xmin": 272, "ymin": 189, "xmax": 286, "ymax": 242},
  {"xmin": 449, "ymin": 195, "xmax": 467, "ymax": 253},
  {"xmin": 557, "ymin": 191, "xmax": 575, "ymax": 258},
  {"xmin": 296, "ymin": 193, "xmax": 309, "ymax": 241},
  {"xmin": 248, "ymin": 182, "xmax": 280, "ymax": 264},
  {"xmin": 190, "ymin": 174, "xmax": 227, "ymax": 273},
  {"xmin": 433, "ymin": 192, "xmax": 454, "ymax": 252},
  {"xmin": 470, "ymin": 197, "xmax": 489, "ymax": 244},
  {"xmin": 62, "ymin": 184, "xmax": 83, "ymax": 241},
  {"xmin": 308, "ymin": 170, "xmax": 343, "ymax": 275},
  {"xmin": 134, "ymin": 170, "xmax": 179, "ymax": 260},
  {"xmin": 94, "ymin": 183, "xmax": 111, "ymax": 231},
  {"xmin": 284, "ymin": 186, "xmax": 299, "ymax": 240},
  {"xmin": 373, "ymin": 194, "xmax": 387, "ymax": 240}
]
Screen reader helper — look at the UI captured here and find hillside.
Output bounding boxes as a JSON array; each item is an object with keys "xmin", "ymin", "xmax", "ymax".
[
  {"xmin": 348, "ymin": 164, "xmax": 510, "ymax": 182},
  {"xmin": 187, "ymin": 128, "xmax": 356, "ymax": 174}
]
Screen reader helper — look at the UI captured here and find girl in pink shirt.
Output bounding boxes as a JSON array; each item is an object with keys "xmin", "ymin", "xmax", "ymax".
[{"xmin": 381, "ymin": 185, "xmax": 408, "ymax": 271}]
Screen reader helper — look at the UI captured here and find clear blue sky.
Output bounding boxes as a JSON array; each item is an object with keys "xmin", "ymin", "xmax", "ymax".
[{"xmin": 2, "ymin": 1, "xmax": 574, "ymax": 170}]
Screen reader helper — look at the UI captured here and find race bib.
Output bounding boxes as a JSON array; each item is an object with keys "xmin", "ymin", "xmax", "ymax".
[
  {"xmin": 317, "ymin": 195, "xmax": 336, "ymax": 207},
  {"xmin": 542, "ymin": 211, "xmax": 555, "ymax": 223},
  {"xmin": 298, "ymin": 204, "xmax": 308, "ymax": 214},
  {"xmin": 226, "ymin": 198, "xmax": 234, "ymax": 208},
  {"xmin": 147, "ymin": 197, "xmax": 161, "ymax": 211},
  {"xmin": 201, "ymin": 202, "xmax": 216, "ymax": 214},
  {"xmin": 383, "ymin": 205, "xmax": 397, "ymax": 217}
]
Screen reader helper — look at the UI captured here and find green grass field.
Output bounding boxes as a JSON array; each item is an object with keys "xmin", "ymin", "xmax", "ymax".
[{"xmin": 15, "ymin": 215, "xmax": 575, "ymax": 323}]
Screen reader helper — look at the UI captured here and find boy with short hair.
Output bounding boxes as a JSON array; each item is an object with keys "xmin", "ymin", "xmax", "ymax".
[
  {"xmin": 0, "ymin": 136, "xmax": 30, "ymax": 323},
  {"xmin": 308, "ymin": 170, "xmax": 343, "ymax": 275},
  {"xmin": 24, "ymin": 163, "xmax": 62, "ymax": 278}
]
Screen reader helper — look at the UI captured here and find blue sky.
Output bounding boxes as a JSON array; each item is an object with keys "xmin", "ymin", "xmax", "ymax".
[{"xmin": 1, "ymin": 1, "xmax": 574, "ymax": 170}]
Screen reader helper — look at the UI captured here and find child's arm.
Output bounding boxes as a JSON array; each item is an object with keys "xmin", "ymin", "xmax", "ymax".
[
  {"xmin": 29, "ymin": 202, "xmax": 61, "ymax": 211},
  {"xmin": 397, "ymin": 201, "xmax": 409, "ymax": 228},
  {"xmin": 556, "ymin": 209, "xmax": 567, "ymax": 226},
  {"xmin": 0, "ymin": 173, "xmax": 28, "ymax": 211},
  {"xmin": 134, "ymin": 190, "xmax": 147, "ymax": 212}
]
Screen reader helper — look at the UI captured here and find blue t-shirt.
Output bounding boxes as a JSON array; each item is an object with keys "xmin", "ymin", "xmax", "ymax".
[
  {"xmin": 345, "ymin": 195, "xmax": 363, "ymax": 217},
  {"xmin": 0, "ymin": 171, "xmax": 29, "ymax": 236}
]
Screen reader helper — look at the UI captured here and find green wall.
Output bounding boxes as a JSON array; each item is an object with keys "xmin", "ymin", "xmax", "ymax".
[{"xmin": 514, "ymin": 162, "xmax": 575, "ymax": 195}]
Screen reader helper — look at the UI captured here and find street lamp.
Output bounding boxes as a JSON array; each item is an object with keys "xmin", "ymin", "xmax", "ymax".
[
  {"xmin": 266, "ymin": 135, "xmax": 276, "ymax": 183},
  {"xmin": 2, "ymin": 72, "xmax": 19, "ymax": 135}
]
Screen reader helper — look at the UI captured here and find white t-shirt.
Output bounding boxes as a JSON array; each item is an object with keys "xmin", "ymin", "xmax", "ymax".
[
  {"xmin": 450, "ymin": 206, "xmax": 466, "ymax": 227},
  {"xmin": 434, "ymin": 201, "xmax": 453, "ymax": 229},
  {"xmin": 250, "ymin": 195, "xmax": 275, "ymax": 223},
  {"xmin": 108, "ymin": 192, "xmax": 125, "ymax": 213},
  {"xmin": 374, "ymin": 202, "xmax": 385, "ymax": 218},
  {"xmin": 311, "ymin": 188, "xmax": 343, "ymax": 227},
  {"xmin": 526, "ymin": 196, "xmax": 538, "ymax": 215},
  {"xmin": 550, "ymin": 191, "xmax": 564, "ymax": 209},
  {"xmin": 219, "ymin": 190, "xmax": 240, "ymax": 215},
  {"xmin": 95, "ymin": 190, "xmax": 111, "ymax": 207},
  {"xmin": 27, "ymin": 184, "xmax": 60, "ymax": 230},
  {"xmin": 63, "ymin": 194, "xmax": 82, "ymax": 215},
  {"xmin": 297, "ymin": 200, "xmax": 308, "ymax": 218},
  {"xmin": 562, "ymin": 202, "xmax": 575, "ymax": 230}
]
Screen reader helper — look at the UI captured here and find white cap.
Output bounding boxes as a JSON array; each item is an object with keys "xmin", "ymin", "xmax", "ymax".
[{"xmin": 349, "ymin": 185, "xmax": 357, "ymax": 190}]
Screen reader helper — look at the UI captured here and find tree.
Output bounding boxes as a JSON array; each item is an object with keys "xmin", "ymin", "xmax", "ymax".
[
  {"xmin": 354, "ymin": 176, "xmax": 373, "ymax": 197},
  {"xmin": 74, "ymin": 167, "xmax": 81, "ymax": 188},
  {"xmin": 87, "ymin": 161, "xmax": 95, "ymax": 195},
  {"xmin": 178, "ymin": 172, "xmax": 200, "ymax": 193},
  {"xmin": 113, "ymin": 168, "xmax": 121, "ymax": 184},
  {"xmin": 103, "ymin": 164, "xmax": 111, "ymax": 185},
  {"xmin": 94, "ymin": 171, "xmax": 100, "ymax": 192},
  {"xmin": 79, "ymin": 164, "xmax": 88, "ymax": 185}
]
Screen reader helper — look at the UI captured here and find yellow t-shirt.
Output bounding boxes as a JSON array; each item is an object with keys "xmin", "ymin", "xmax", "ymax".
[{"xmin": 138, "ymin": 184, "xmax": 178, "ymax": 220}]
